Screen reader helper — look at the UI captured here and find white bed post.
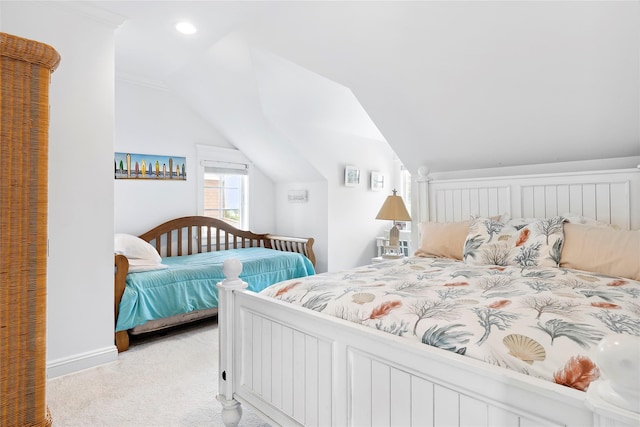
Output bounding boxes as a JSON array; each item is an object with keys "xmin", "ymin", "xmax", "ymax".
[
  {"xmin": 415, "ymin": 166, "xmax": 431, "ymax": 223},
  {"xmin": 413, "ymin": 166, "xmax": 431, "ymax": 248},
  {"xmin": 216, "ymin": 258, "xmax": 247, "ymax": 427}
]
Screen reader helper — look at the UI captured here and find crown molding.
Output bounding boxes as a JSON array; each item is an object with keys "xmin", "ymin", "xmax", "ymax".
[{"xmin": 40, "ymin": 1, "xmax": 127, "ymax": 28}]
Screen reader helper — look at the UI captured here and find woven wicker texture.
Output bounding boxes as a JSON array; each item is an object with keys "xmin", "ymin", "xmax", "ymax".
[{"xmin": 1, "ymin": 32, "xmax": 60, "ymax": 427}]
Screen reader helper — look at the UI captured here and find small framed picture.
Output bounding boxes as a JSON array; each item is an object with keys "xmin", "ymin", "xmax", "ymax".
[
  {"xmin": 370, "ymin": 171, "xmax": 384, "ymax": 191},
  {"xmin": 345, "ymin": 165, "xmax": 360, "ymax": 187}
]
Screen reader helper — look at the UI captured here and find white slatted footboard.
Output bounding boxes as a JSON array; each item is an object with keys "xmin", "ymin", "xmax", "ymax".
[
  {"xmin": 239, "ymin": 310, "xmax": 333, "ymax": 426},
  {"xmin": 217, "ymin": 260, "xmax": 639, "ymax": 427}
]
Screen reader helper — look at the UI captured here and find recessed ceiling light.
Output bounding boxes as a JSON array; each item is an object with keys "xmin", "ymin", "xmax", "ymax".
[{"xmin": 175, "ymin": 21, "xmax": 197, "ymax": 35}]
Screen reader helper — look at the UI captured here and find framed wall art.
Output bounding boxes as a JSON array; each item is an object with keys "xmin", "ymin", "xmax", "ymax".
[
  {"xmin": 370, "ymin": 171, "xmax": 384, "ymax": 191},
  {"xmin": 115, "ymin": 152, "xmax": 186, "ymax": 180},
  {"xmin": 345, "ymin": 165, "xmax": 360, "ymax": 187},
  {"xmin": 288, "ymin": 189, "xmax": 308, "ymax": 203}
]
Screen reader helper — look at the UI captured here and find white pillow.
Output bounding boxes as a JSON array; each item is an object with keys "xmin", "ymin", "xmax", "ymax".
[
  {"xmin": 127, "ymin": 258, "xmax": 168, "ymax": 273},
  {"xmin": 502, "ymin": 213, "xmax": 616, "ymax": 230},
  {"xmin": 561, "ymin": 212, "xmax": 619, "ymax": 229},
  {"xmin": 115, "ymin": 234, "xmax": 168, "ymax": 273},
  {"xmin": 114, "ymin": 233, "xmax": 162, "ymax": 263}
]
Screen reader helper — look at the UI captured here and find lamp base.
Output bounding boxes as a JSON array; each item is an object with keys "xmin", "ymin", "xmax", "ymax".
[{"xmin": 382, "ymin": 245, "xmax": 403, "ymax": 259}]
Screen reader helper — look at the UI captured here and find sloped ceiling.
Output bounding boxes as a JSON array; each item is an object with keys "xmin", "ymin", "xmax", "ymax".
[
  {"xmin": 164, "ymin": 34, "xmax": 386, "ymax": 182},
  {"xmin": 101, "ymin": 1, "xmax": 640, "ymax": 178}
]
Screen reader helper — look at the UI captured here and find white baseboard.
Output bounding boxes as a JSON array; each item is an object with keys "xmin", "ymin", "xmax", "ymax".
[{"xmin": 47, "ymin": 345, "xmax": 118, "ymax": 379}]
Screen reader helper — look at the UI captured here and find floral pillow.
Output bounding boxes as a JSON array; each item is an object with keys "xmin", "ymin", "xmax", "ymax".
[{"xmin": 463, "ymin": 216, "xmax": 565, "ymax": 269}]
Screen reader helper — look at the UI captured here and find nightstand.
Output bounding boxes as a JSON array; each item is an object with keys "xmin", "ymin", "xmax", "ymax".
[{"xmin": 375, "ymin": 232, "xmax": 412, "ymax": 258}]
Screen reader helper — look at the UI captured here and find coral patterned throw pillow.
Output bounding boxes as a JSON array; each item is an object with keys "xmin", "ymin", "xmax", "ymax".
[{"xmin": 463, "ymin": 217, "xmax": 565, "ymax": 269}]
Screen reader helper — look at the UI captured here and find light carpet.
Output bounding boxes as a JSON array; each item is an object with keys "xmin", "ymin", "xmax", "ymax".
[{"xmin": 47, "ymin": 319, "xmax": 271, "ymax": 427}]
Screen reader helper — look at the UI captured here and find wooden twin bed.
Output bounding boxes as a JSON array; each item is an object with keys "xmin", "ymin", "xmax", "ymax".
[
  {"xmin": 216, "ymin": 166, "xmax": 640, "ymax": 427},
  {"xmin": 114, "ymin": 216, "xmax": 316, "ymax": 352}
]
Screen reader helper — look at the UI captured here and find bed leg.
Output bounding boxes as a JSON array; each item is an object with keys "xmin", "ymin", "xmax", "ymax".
[
  {"xmin": 115, "ymin": 330, "xmax": 129, "ymax": 352},
  {"xmin": 217, "ymin": 395, "xmax": 242, "ymax": 427}
]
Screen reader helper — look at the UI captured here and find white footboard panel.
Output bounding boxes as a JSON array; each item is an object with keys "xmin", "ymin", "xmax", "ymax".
[
  {"xmin": 228, "ymin": 291, "xmax": 626, "ymax": 427},
  {"xmin": 348, "ymin": 349, "xmax": 561, "ymax": 427},
  {"xmin": 239, "ymin": 310, "xmax": 333, "ymax": 426}
]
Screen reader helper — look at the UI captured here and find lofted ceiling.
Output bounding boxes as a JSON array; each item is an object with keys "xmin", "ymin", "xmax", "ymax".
[{"xmin": 94, "ymin": 1, "xmax": 640, "ymax": 179}]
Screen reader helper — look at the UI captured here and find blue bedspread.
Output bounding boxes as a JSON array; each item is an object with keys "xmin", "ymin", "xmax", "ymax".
[{"xmin": 116, "ymin": 247, "xmax": 315, "ymax": 331}]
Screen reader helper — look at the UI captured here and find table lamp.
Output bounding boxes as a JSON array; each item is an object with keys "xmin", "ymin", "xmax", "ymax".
[{"xmin": 375, "ymin": 189, "xmax": 411, "ymax": 258}]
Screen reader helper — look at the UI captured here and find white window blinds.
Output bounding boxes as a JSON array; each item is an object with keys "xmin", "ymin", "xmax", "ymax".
[{"xmin": 201, "ymin": 160, "xmax": 249, "ymax": 175}]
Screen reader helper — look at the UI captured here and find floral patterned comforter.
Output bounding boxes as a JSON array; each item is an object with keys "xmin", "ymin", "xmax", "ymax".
[{"xmin": 261, "ymin": 257, "xmax": 640, "ymax": 391}]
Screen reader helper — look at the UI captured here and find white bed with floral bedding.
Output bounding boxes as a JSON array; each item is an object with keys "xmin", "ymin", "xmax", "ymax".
[
  {"xmin": 216, "ymin": 167, "xmax": 640, "ymax": 427},
  {"xmin": 263, "ymin": 239, "xmax": 639, "ymax": 394}
]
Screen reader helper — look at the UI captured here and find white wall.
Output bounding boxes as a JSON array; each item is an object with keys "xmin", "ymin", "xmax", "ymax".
[
  {"xmin": 114, "ymin": 79, "xmax": 277, "ymax": 235},
  {"xmin": 275, "ymin": 181, "xmax": 328, "ymax": 272},
  {"xmin": 327, "ymin": 147, "xmax": 397, "ymax": 271},
  {"xmin": 1, "ymin": 2, "xmax": 122, "ymax": 376},
  {"xmin": 114, "ymin": 80, "xmax": 202, "ymax": 233},
  {"xmin": 272, "ymin": 124, "xmax": 398, "ymax": 271}
]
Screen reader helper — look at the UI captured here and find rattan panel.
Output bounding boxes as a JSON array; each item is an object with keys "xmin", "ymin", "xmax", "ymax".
[{"xmin": 1, "ymin": 32, "xmax": 60, "ymax": 427}]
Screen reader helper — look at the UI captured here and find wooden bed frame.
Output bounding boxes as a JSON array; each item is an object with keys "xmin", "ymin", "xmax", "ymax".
[
  {"xmin": 216, "ymin": 167, "xmax": 640, "ymax": 427},
  {"xmin": 114, "ymin": 215, "xmax": 315, "ymax": 352}
]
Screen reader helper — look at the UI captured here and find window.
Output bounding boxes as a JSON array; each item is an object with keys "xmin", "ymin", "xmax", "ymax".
[
  {"xmin": 203, "ymin": 165, "xmax": 247, "ymax": 228},
  {"xmin": 197, "ymin": 146, "xmax": 251, "ymax": 230}
]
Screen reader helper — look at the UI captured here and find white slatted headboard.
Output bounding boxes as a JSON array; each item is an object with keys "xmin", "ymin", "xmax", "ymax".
[{"xmin": 415, "ymin": 168, "xmax": 640, "ymax": 231}]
